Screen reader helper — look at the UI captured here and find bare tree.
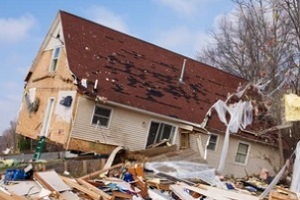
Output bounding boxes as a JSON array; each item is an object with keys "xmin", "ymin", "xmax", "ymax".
[
  {"xmin": 198, "ymin": 0, "xmax": 300, "ymax": 164},
  {"xmin": 0, "ymin": 120, "xmax": 17, "ymax": 154},
  {"xmin": 278, "ymin": 0, "xmax": 300, "ymax": 157}
]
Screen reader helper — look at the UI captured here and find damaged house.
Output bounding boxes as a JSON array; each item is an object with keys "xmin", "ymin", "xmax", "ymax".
[{"xmin": 16, "ymin": 11, "xmax": 281, "ymax": 178}]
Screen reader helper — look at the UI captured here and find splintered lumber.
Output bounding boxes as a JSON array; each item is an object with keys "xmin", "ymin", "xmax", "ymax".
[
  {"xmin": 268, "ymin": 189, "xmax": 298, "ymax": 200},
  {"xmin": 0, "ymin": 189, "xmax": 28, "ymax": 200},
  {"xmin": 34, "ymin": 170, "xmax": 71, "ymax": 192},
  {"xmin": 60, "ymin": 176, "xmax": 101, "ymax": 200},
  {"xmin": 33, "ymin": 170, "xmax": 71, "ymax": 200},
  {"xmin": 170, "ymin": 184, "xmax": 200, "ymax": 200},
  {"xmin": 77, "ymin": 178, "xmax": 112, "ymax": 200},
  {"xmin": 147, "ymin": 179, "xmax": 171, "ymax": 191},
  {"xmin": 112, "ymin": 191, "xmax": 133, "ymax": 199},
  {"xmin": 79, "ymin": 163, "xmax": 124, "ymax": 180},
  {"xmin": 133, "ymin": 144, "xmax": 177, "ymax": 158},
  {"xmin": 178, "ymin": 182, "xmax": 259, "ymax": 200},
  {"xmin": 170, "ymin": 183, "xmax": 230, "ymax": 200}
]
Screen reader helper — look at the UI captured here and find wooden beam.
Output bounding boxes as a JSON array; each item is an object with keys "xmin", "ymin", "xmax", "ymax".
[
  {"xmin": 170, "ymin": 184, "xmax": 196, "ymax": 200},
  {"xmin": 171, "ymin": 183, "xmax": 230, "ymax": 200},
  {"xmin": 76, "ymin": 178, "xmax": 112, "ymax": 200},
  {"xmin": 60, "ymin": 176, "xmax": 101, "ymax": 200},
  {"xmin": 0, "ymin": 190, "xmax": 28, "ymax": 200},
  {"xmin": 112, "ymin": 191, "xmax": 133, "ymax": 199},
  {"xmin": 178, "ymin": 182, "xmax": 259, "ymax": 200},
  {"xmin": 79, "ymin": 163, "xmax": 124, "ymax": 180},
  {"xmin": 132, "ymin": 144, "xmax": 177, "ymax": 158}
]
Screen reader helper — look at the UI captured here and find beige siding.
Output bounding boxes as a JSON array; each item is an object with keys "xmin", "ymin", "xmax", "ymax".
[
  {"xmin": 16, "ymin": 45, "xmax": 77, "ymax": 145},
  {"xmin": 71, "ymin": 97, "xmax": 183, "ymax": 151},
  {"xmin": 203, "ymin": 133, "xmax": 280, "ymax": 178}
]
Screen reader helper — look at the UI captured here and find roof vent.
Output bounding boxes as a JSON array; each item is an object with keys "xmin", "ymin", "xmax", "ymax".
[{"xmin": 179, "ymin": 59, "xmax": 187, "ymax": 82}]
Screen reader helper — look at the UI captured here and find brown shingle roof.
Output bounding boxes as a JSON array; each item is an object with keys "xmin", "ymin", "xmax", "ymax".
[{"xmin": 60, "ymin": 11, "xmax": 245, "ymax": 125}]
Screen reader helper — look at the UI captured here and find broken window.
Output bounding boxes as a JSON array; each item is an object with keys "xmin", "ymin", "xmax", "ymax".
[
  {"xmin": 91, "ymin": 106, "xmax": 112, "ymax": 127},
  {"xmin": 49, "ymin": 47, "xmax": 60, "ymax": 72},
  {"xmin": 146, "ymin": 121, "xmax": 175, "ymax": 147},
  {"xmin": 207, "ymin": 134, "xmax": 218, "ymax": 151},
  {"xmin": 235, "ymin": 142, "xmax": 249, "ymax": 164}
]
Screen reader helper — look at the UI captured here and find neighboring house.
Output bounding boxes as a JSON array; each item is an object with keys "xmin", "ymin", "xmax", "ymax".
[{"xmin": 16, "ymin": 11, "xmax": 281, "ymax": 177}]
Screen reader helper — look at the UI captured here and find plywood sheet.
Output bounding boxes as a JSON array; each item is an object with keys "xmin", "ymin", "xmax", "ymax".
[
  {"xmin": 5, "ymin": 181, "xmax": 41, "ymax": 196},
  {"xmin": 34, "ymin": 170, "xmax": 70, "ymax": 192}
]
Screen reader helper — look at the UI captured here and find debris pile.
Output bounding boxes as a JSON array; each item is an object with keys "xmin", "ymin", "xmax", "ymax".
[{"xmin": 0, "ymin": 146, "xmax": 298, "ymax": 200}]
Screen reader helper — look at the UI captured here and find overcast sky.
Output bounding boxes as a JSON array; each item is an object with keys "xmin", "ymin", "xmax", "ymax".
[{"xmin": 0, "ymin": 0, "xmax": 234, "ymax": 135}]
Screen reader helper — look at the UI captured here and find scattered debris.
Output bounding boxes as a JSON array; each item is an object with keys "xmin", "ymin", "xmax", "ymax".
[{"xmin": 0, "ymin": 146, "xmax": 298, "ymax": 199}]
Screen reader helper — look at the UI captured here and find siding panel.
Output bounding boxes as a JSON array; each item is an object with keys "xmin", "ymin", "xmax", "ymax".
[{"xmin": 72, "ymin": 97, "xmax": 163, "ymax": 151}]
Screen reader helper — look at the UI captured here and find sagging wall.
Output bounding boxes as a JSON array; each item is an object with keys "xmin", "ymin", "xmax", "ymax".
[
  {"xmin": 16, "ymin": 46, "xmax": 77, "ymax": 145},
  {"xmin": 190, "ymin": 133, "xmax": 280, "ymax": 178},
  {"xmin": 70, "ymin": 97, "xmax": 182, "ymax": 152}
]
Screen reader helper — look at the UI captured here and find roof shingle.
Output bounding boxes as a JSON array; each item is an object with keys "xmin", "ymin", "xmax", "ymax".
[{"xmin": 60, "ymin": 11, "xmax": 245, "ymax": 125}]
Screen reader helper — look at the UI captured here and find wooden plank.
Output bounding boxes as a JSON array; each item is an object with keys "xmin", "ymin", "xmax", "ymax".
[
  {"xmin": 147, "ymin": 189, "xmax": 169, "ymax": 200},
  {"xmin": 171, "ymin": 183, "xmax": 230, "ymax": 200},
  {"xmin": 112, "ymin": 191, "xmax": 133, "ymax": 199},
  {"xmin": 179, "ymin": 183, "xmax": 259, "ymax": 200},
  {"xmin": 33, "ymin": 170, "xmax": 70, "ymax": 192},
  {"xmin": 5, "ymin": 181, "xmax": 41, "ymax": 196},
  {"xmin": 79, "ymin": 163, "xmax": 124, "ymax": 180},
  {"xmin": 170, "ymin": 184, "xmax": 198, "ymax": 200},
  {"xmin": 268, "ymin": 190, "xmax": 298, "ymax": 200},
  {"xmin": 132, "ymin": 144, "xmax": 177, "ymax": 157},
  {"xmin": 77, "ymin": 178, "xmax": 113, "ymax": 200},
  {"xmin": 60, "ymin": 176, "xmax": 101, "ymax": 200},
  {"xmin": 33, "ymin": 170, "xmax": 70, "ymax": 200},
  {"xmin": 0, "ymin": 189, "xmax": 28, "ymax": 200}
]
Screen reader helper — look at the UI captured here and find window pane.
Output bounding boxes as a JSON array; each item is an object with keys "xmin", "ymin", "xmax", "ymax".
[
  {"xmin": 235, "ymin": 153, "xmax": 246, "ymax": 163},
  {"xmin": 92, "ymin": 106, "xmax": 111, "ymax": 127},
  {"xmin": 235, "ymin": 143, "xmax": 249, "ymax": 164},
  {"xmin": 207, "ymin": 135, "xmax": 217, "ymax": 150},
  {"xmin": 146, "ymin": 122, "xmax": 159, "ymax": 147},
  {"xmin": 54, "ymin": 47, "xmax": 60, "ymax": 58},
  {"xmin": 50, "ymin": 59, "xmax": 58, "ymax": 71},
  {"xmin": 146, "ymin": 122, "xmax": 175, "ymax": 147},
  {"xmin": 95, "ymin": 107, "xmax": 111, "ymax": 117},
  {"xmin": 161, "ymin": 124, "xmax": 172, "ymax": 140},
  {"xmin": 238, "ymin": 143, "xmax": 248, "ymax": 154}
]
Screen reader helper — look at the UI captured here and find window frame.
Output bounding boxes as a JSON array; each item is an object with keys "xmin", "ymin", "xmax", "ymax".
[
  {"xmin": 145, "ymin": 120, "xmax": 177, "ymax": 148},
  {"xmin": 40, "ymin": 97, "xmax": 55, "ymax": 137},
  {"xmin": 49, "ymin": 46, "xmax": 61, "ymax": 72},
  {"xmin": 234, "ymin": 142, "xmax": 250, "ymax": 165},
  {"xmin": 91, "ymin": 105, "xmax": 112, "ymax": 128},
  {"xmin": 206, "ymin": 134, "xmax": 218, "ymax": 151}
]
